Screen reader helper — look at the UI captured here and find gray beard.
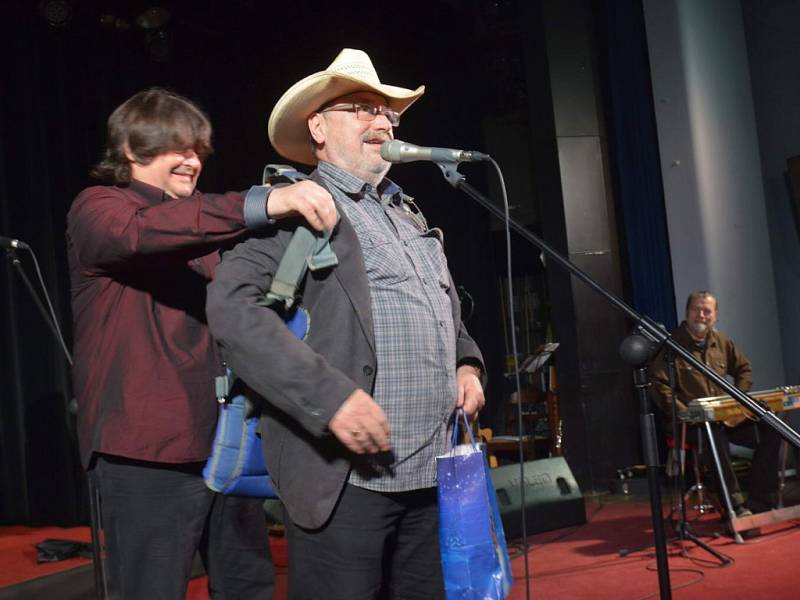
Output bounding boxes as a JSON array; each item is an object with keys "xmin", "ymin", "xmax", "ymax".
[{"xmin": 689, "ymin": 322, "xmax": 708, "ymax": 336}]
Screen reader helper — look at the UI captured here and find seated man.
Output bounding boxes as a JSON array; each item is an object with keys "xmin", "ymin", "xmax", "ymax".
[{"xmin": 650, "ymin": 290, "xmax": 783, "ymax": 516}]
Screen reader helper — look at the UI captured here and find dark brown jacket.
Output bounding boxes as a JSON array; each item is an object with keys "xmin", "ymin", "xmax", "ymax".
[{"xmin": 649, "ymin": 322, "xmax": 752, "ymax": 424}]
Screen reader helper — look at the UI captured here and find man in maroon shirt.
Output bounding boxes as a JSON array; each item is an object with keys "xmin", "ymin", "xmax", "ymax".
[{"xmin": 67, "ymin": 88, "xmax": 336, "ymax": 599}]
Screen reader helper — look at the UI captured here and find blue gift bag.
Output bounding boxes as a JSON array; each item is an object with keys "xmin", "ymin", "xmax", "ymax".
[{"xmin": 437, "ymin": 411, "xmax": 513, "ymax": 600}]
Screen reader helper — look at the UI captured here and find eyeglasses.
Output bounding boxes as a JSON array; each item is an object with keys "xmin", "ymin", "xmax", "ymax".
[{"xmin": 320, "ymin": 103, "xmax": 401, "ymax": 127}]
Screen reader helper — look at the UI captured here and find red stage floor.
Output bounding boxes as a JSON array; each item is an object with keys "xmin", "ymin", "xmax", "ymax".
[{"xmin": 3, "ymin": 494, "xmax": 800, "ymax": 599}]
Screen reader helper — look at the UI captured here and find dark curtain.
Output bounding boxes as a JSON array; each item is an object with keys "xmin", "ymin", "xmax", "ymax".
[
  {"xmin": 1, "ymin": 0, "xmax": 93, "ymax": 525},
  {"xmin": 0, "ymin": 0, "xmax": 504, "ymax": 526},
  {"xmin": 602, "ymin": 0, "xmax": 678, "ymax": 332},
  {"xmin": 2, "ymin": 0, "xmax": 679, "ymax": 526}
]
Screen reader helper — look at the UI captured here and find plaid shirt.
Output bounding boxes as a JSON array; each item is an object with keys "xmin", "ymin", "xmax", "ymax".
[{"xmin": 317, "ymin": 161, "xmax": 456, "ymax": 492}]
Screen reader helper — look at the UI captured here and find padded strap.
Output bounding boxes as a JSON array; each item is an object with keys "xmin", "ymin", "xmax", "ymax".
[
  {"xmin": 259, "ymin": 164, "xmax": 340, "ymax": 310},
  {"xmin": 265, "ymin": 224, "xmax": 338, "ymax": 309}
]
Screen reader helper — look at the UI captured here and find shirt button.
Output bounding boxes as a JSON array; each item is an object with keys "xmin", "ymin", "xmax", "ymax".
[
  {"xmin": 363, "ymin": 365, "xmax": 374, "ymax": 377},
  {"xmin": 438, "ymin": 320, "xmax": 445, "ymax": 327}
]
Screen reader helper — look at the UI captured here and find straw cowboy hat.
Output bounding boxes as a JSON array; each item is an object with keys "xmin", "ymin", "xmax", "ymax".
[{"xmin": 268, "ymin": 48, "xmax": 425, "ymax": 165}]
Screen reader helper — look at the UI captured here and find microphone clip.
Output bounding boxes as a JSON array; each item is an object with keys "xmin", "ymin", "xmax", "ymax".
[{"xmin": 436, "ymin": 162, "xmax": 466, "ymax": 189}]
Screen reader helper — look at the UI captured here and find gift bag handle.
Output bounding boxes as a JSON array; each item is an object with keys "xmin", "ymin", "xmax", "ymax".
[{"xmin": 450, "ymin": 409, "xmax": 477, "ymax": 449}]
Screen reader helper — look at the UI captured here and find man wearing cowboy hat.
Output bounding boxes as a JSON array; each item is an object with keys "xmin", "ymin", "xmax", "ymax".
[{"xmin": 207, "ymin": 49, "xmax": 486, "ymax": 598}]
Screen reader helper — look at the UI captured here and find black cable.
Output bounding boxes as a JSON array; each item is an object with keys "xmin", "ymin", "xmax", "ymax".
[{"xmin": 486, "ymin": 156, "xmax": 532, "ymax": 599}]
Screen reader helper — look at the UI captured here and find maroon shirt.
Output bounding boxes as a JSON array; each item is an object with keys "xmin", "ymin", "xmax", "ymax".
[{"xmin": 67, "ymin": 179, "xmax": 260, "ymax": 468}]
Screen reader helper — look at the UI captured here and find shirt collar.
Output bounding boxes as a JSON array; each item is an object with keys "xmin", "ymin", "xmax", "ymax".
[
  {"xmin": 317, "ymin": 161, "xmax": 403, "ymax": 205},
  {"xmin": 128, "ymin": 179, "xmax": 173, "ymax": 205}
]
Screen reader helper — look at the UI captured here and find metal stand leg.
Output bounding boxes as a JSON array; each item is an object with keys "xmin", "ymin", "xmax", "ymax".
[
  {"xmin": 703, "ymin": 422, "xmax": 744, "ymax": 543},
  {"xmin": 777, "ymin": 438, "xmax": 788, "ymax": 509},
  {"xmin": 87, "ymin": 476, "xmax": 109, "ymax": 600},
  {"xmin": 683, "ymin": 425, "xmax": 715, "ymax": 515},
  {"xmin": 622, "ymin": 421, "xmax": 730, "ymax": 566},
  {"xmin": 668, "ymin": 423, "xmax": 730, "ymax": 564}
]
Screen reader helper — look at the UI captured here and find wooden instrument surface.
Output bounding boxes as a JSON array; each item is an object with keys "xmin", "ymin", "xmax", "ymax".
[{"xmin": 680, "ymin": 386, "xmax": 800, "ymax": 425}]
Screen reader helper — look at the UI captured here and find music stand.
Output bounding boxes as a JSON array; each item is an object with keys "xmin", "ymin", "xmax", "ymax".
[
  {"xmin": 500, "ymin": 343, "xmax": 560, "ymax": 459},
  {"xmin": 518, "ymin": 342, "xmax": 560, "ymax": 375}
]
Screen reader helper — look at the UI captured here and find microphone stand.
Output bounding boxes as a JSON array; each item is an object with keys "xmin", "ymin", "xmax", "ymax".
[
  {"xmin": 618, "ymin": 347, "xmax": 731, "ymax": 563},
  {"xmin": 3, "ymin": 247, "xmax": 103, "ymax": 596},
  {"xmin": 434, "ymin": 161, "xmax": 800, "ymax": 598},
  {"xmin": 618, "ymin": 334, "xmax": 672, "ymax": 598},
  {"xmin": 4, "ymin": 247, "xmax": 67, "ymax": 353}
]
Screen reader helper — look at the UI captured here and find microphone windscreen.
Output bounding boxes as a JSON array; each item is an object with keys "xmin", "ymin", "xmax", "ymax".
[{"xmin": 380, "ymin": 140, "xmax": 403, "ymax": 162}]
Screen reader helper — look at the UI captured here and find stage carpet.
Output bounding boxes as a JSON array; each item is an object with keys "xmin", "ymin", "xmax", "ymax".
[{"xmin": 2, "ymin": 495, "xmax": 800, "ymax": 599}]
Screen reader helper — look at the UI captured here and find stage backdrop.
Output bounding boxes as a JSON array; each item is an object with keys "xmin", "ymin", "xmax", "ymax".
[{"xmin": 0, "ymin": 0, "xmax": 505, "ymax": 525}]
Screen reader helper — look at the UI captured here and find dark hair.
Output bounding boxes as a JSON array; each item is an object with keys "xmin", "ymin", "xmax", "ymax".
[
  {"xmin": 90, "ymin": 88, "xmax": 213, "ymax": 184},
  {"xmin": 685, "ymin": 290, "xmax": 717, "ymax": 312}
]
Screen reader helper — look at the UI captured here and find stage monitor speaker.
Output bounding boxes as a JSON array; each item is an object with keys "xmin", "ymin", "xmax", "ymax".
[{"xmin": 490, "ymin": 456, "xmax": 586, "ymax": 539}]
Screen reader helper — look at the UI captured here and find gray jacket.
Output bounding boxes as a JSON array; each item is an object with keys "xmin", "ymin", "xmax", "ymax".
[{"xmin": 206, "ymin": 176, "xmax": 484, "ymax": 529}]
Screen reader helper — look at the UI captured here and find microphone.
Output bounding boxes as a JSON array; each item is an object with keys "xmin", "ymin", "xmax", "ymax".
[
  {"xmin": 0, "ymin": 235, "xmax": 30, "ymax": 250},
  {"xmin": 380, "ymin": 140, "xmax": 490, "ymax": 164}
]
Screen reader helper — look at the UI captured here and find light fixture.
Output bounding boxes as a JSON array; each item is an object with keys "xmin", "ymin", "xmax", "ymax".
[
  {"xmin": 136, "ymin": 6, "xmax": 170, "ymax": 30},
  {"xmin": 99, "ymin": 14, "xmax": 131, "ymax": 30},
  {"xmin": 37, "ymin": 0, "xmax": 72, "ymax": 28}
]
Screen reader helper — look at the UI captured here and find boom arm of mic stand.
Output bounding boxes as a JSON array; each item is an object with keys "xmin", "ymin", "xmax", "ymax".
[
  {"xmin": 435, "ymin": 162, "xmax": 800, "ymax": 450},
  {"xmin": 4, "ymin": 247, "xmax": 71, "ymax": 364}
]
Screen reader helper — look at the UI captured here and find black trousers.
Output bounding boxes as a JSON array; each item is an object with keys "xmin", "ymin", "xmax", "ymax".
[
  {"xmin": 90, "ymin": 455, "xmax": 274, "ymax": 599},
  {"xmin": 704, "ymin": 420, "xmax": 784, "ymax": 510},
  {"xmin": 284, "ymin": 484, "xmax": 444, "ymax": 600}
]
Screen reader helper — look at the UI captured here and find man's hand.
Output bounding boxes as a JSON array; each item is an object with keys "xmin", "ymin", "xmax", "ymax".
[
  {"xmin": 267, "ymin": 181, "xmax": 337, "ymax": 231},
  {"xmin": 456, "ymin": 365, "xmax": 485, "ymax": 420},
  {"xmin": 328, "ymin": 389, "xmax": 391, "ymax": 454}
]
